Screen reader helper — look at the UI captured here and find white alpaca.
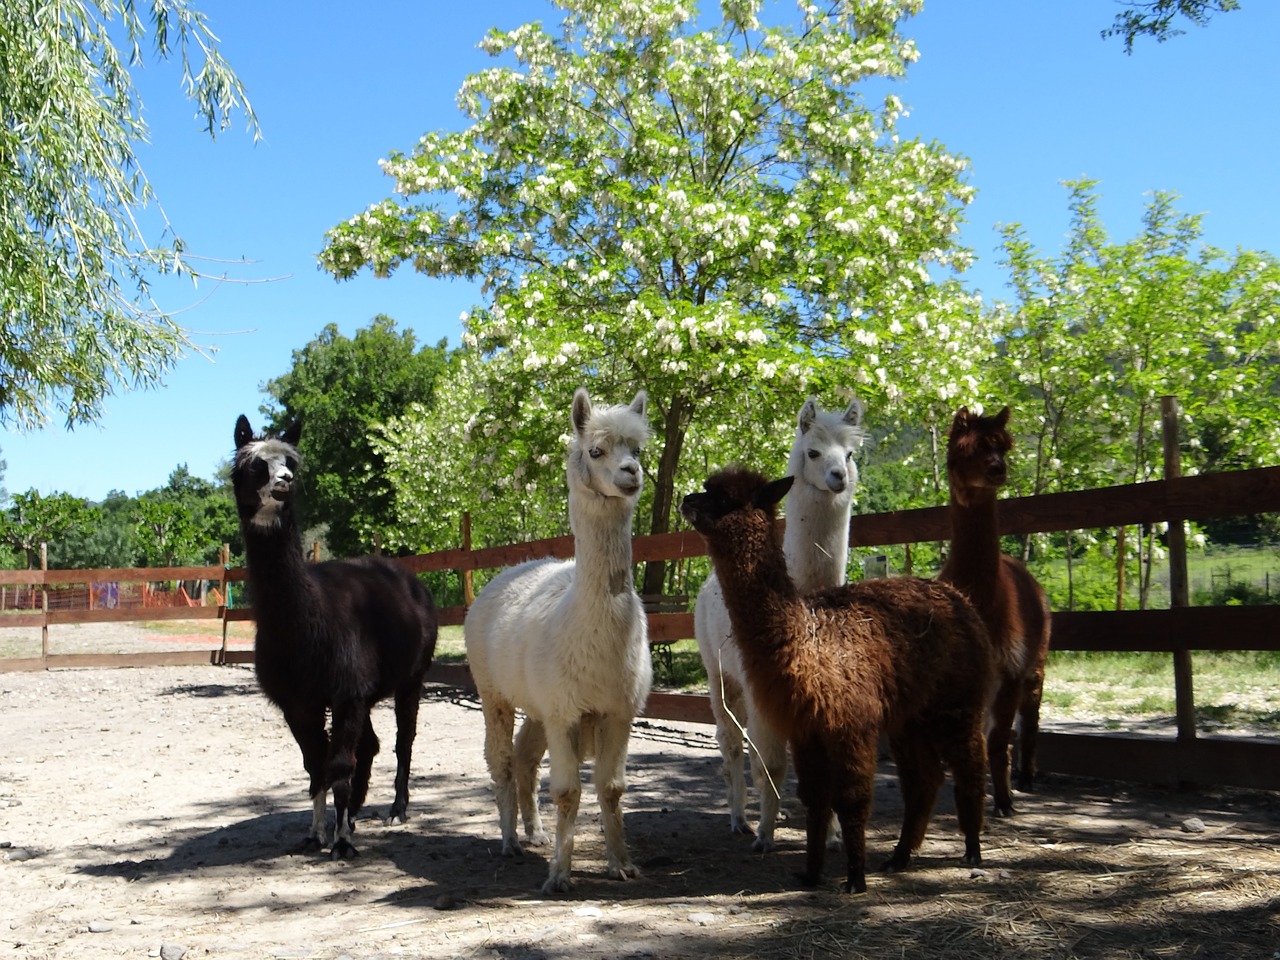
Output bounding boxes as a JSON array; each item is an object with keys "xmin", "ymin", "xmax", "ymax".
[
  {"xmin": 465, "ymin": 388, "xmax": 652, "ymax": 894},
  {"xmin": 694, "ymin": 395, "xmax": 866, "ymax": 851}
]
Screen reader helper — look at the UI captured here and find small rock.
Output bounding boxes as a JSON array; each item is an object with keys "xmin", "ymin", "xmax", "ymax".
[
  {"xmin": 1181, "ymin": 817, "xmax": 1207, "ymax": 834},
  {"xmin": 573, "ymin": 906, "xmax": 603, "ymax": 918},
  {"xmin": 88, "ymin": 921, "xmax": 113, "ymax": 933},
  {"xmin": 0, "ymin": 840, "xmax": 11, "ymax": 848},
  {"xmin": 687, "ymin": 912, "xmax": 719, "ymax": 926},
  {"xmin": 969, "ymin": 868, "xmax": 987, "ymax": 880},
  {"xmin": 4, "ymin": 848, "xmax": 36, "ymax": 862},
  {"xmin": 998, "ymin": 870, "xmax": 1013, "ymax": 880},
  {"xmin": 159, "ymin": 944, "xmax": 187, "ymax": 960}
]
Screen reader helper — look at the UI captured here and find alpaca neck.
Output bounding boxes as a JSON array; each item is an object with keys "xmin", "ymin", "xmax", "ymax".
[
  {"xmin": 708, "ymin": 526, "xmax": 799, "ymax": 650},
  {"xmin": 781, "ymin": 480, "xmax": 852, "ymax": 592},
  {"xmin": 944, "ymin": 484, "xmax": 1002, "ymax": 606},
  {"xmin": 568, "ymin": 488, "xmax": 636, "ymax": 599},
  {"xmin": 240, "ymin": 510, "xmax": 317, "ymax": 627}
]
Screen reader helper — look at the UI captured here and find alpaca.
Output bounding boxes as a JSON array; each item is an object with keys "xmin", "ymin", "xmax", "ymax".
[
  {"xmin": 694, "ymin": 396, "xmax": 865, "ymax": 850},
  {"xmin": 231, "ymin": 416, "xmax": 438, "ymax": 858},
  {"xmin": 681, "ymin": 467, "xmax": 993, "ymax": 893},
  {"xmin": 939, "ymin": 406, "xmax": 1052, "ymax": 817},
  {"xmin": 464, "ymin": 388, "xmax": 652, "ymax": 894}
]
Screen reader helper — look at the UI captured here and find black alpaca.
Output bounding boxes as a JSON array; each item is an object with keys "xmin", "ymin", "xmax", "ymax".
[{"xmin": 231, "ymin": 415, "xmax": 438, "ymax": 858}]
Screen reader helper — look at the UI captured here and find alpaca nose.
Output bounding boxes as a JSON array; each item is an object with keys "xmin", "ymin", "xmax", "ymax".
[{"xmin": 826, "ymin": 470, "xmax": 847, "ymax": 493}]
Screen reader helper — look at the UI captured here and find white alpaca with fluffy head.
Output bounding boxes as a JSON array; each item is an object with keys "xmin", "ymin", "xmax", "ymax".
[
  {"xmin": 694, "ymin": 395, "xmax": 866, "ymax": 850},
  {"xmin": 465, "ymin": 388, "xmax": 652, "ymax": 894}
]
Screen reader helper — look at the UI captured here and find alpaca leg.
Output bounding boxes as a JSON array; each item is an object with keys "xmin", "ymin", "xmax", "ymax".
[
  {"xmin": 480, "ymin": 696, "xmax": 521, "ymax": 856},
  {"xmin": 987, "ymin": 683, "xmax": 1021, "ymax": 817},
  {"xmin": 280, "ymin": 703, "xmax": 330, "ymax": 852},
  {"xmin": 791, "ymin": 738, "xmax": 831, "ymax": 888},
  {"xmin": 883, "ymin": 733, "xmax": 945, "ymax": 873},
  {"xmin": 513, "ymin": 715, "xmax": 549, "ymax": 846},
  {"xmin": 350, "ymin": 714, "xmax": 380, "ymax": 821},
  {"xmin": 945, "ymin": 725, "xmax": 988, "ymax": 866},
  {"xmin": 1014, "ymin": 672, "xmax": 1046, "ymax": 792},
  {"xmin": 387, "ymin": 681, "xmax": 423, "ymax": 824},
  {"xmin": 543, "ymin": 722, "xmax": 584, "ymax": 894},
  {"xmin": 327, "ymin": 701, "xmax": 371, "ymax": 859},
  {"xmin": 593, "ymin": 713, "xmax": 640, "ymax": 882},
  {"xmin": 745, "ymin": 713, "xmax": 788, "ymax": 853},
  {"xmin": 831, "ymin": 764, "xmax": 876, "ymax": 894},
  {"xmin": 708, "ymin": 669, "xmax": 752, "ymax": 836}
]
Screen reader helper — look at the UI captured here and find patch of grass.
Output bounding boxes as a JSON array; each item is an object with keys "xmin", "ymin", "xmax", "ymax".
[{"xmin": 433, "ymin": 625, "xmax": 465, "ymax": 663}]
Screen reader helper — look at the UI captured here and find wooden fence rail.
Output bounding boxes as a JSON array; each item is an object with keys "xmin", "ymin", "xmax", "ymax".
[{"xmin": 2, "ymin": 450, "xmax": 1279, "ymax": 790}]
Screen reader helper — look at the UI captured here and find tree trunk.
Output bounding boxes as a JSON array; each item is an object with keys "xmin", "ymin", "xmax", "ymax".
[{"xmin": 641, "ymin": 395, "xmax": 689, "ymax": 597}]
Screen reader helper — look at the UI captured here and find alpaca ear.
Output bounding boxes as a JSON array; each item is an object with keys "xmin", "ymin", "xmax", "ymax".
[
  {"xmin": 234, "ymin": 415, "xmax": 254, "ymax": 450},
  {"xmin": 842, "ymin": 395, "xmax": 865, "ymax": 428},
  {"xmin": 755, "ymin": 475, "xmax": 794, "ymax": 510},
  {"xmin": 950, "ymin": 406, "xmax": 970, "ymax": 434},
  {"xmin": 798, "ymin": 398, "xmax": 818, "ymax": 434},
  {"xmin": 571, "ymin": 388, "xmax": 592, "ymax": 435},
  {"xmin": 995, "ymin": 406, "xmax": 1011, "ymax": 428},
  {"xmin": 629, "ymin": 390, "xmax": 647, "ymax": 419},
  {"xmin": 282, "ymin": 420, "xmax": 302, "ymax": 447}
]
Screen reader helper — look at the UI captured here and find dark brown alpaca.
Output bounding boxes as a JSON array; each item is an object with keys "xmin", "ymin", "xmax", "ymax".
[
  {"xmin": 681, "ymin": 467, "xmax": 993, "ymax": 894},
  {"xmin": 939, "ymin": 406, "xmax": 1052, "ymax": 817}
]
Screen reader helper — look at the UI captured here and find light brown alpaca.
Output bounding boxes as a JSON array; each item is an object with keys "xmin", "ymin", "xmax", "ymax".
[
  {"xmin": 939, "ymin": 406, "xmax": 1052, "ymax": 817},
  {"xmin": 681, "ymin": 467, "xmax": 994, "ymax": 893}
]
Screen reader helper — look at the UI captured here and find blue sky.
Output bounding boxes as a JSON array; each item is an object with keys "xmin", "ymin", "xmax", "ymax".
[{"xmin": 4, "ymin": 0, "xmax": 1277, "ymax": 501}]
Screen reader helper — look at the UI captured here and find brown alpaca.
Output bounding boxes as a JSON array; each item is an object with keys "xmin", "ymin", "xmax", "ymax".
[
  {"xmin": 939, "ymin": 406, "xmax": 1052, "ymax": 817},
  {"xmin": 680, "ymin": 467, "xmax": 993, "ymax": 894}
]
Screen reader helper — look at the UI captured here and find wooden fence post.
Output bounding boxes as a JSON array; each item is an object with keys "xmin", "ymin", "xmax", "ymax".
[
  {"xmin": 219, "ymin": 543, "xmax": 231, "ymax": 663},
  {"xmin": 1162, "ymin": 396, "xmax": 1196, "ymax": 747},
  {"xmin": 462, "ymin": 512, "xmax": 475, "ymax": 607},
  {"xmin": 40, "ymin": 543, "xmax": 48, "ymax": 661}
]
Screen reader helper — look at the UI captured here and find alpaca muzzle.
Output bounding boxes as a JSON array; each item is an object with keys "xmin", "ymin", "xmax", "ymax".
[{"xmin": 270, "ymin": 480, "xmax": 292, "ymax": 502}]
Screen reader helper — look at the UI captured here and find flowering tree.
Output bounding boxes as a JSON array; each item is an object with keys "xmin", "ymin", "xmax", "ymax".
[{"xmin": 321, "ymin": 0, "xmax": 990, "ymax": 591}]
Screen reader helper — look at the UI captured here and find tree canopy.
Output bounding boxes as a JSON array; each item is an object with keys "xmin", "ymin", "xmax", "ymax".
[
  {"xmin": 1102, "ymin": 0, "xmax": 1241, "ymax": 53},
  {"xmin": 322, "ymin": 0, "xmax": 992, "ymax": 589},
  {"xmin": 1, "ymin": 0, "xmax": 255, "ymax": 430},
  {"xmin": 261, "ymin": 317, "xmax": 450, "ymax": 557}
]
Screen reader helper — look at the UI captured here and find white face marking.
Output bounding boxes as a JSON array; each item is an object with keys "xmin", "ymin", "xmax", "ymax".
[{"xmin": 238, "ymin": 439, "xmax": 299, "ymax": 529}]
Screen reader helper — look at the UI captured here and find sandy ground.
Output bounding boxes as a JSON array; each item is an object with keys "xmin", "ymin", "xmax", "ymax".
[{"xmin": 1, "ymin": 639, "xmax": 1278, "ymax": 959}]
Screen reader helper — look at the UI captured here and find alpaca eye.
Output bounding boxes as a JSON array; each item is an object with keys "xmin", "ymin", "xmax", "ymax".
[
  {"xmin": 846, "ymin": 451, "xmax": 855, "ymax": 461},
  {"xmin": 807, "ymin": 450, "xmax": 819, "ymax": 460},
  {"xmin": 589, "ymin": 447, "xmax": 604, "ymax": 459},
  {"xmin": 631, "ymin": 447, "xmax": 641, "ymax": 459}
]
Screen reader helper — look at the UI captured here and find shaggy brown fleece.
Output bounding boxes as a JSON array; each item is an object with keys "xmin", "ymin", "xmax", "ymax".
[
  {"xmin": 681, "ymin": 467, "xmax": 995, "ymax": 893},
  {"xmin": 939, "ymin": 406, "xmax": 1053, "ymax": 817}
]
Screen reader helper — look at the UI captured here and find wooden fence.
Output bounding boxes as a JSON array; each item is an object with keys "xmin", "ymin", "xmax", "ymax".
[{"xmin": 2, "ymin": 404, "xmax": 1279, "ymax": 791}]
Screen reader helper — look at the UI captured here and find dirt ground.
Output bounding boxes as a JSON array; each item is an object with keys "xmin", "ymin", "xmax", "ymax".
[{"xmin": 1, "ymin": 652, "xmax": 1278, "ymax": 959}]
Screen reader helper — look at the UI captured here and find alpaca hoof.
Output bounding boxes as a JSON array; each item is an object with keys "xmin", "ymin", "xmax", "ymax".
[
  {"xmin": 825, "ymin": 835, "xmax": 845, "ymax": 852},
  {"xmin": 500, "ymin": 839, "xmax": 524, "ymax": 858},
  {"xmin": 296, "ymin": 835, "xmax": 325, "ymax": 855},
  {"xmin": 794, "ymin": 871, "xmax": 822, "ymax": 889},
  {"xmin": 840, "ymin": 877, "xmax": 867, "ymax": 894},
  {"xmin": 330, "ymin": 838, "xmax": 359, "ymax": 860},
  {"xmin": 750, "ymin": 835, "xmax": 775, "ymax": 854},
  {"xmin": 525, "ymin": 830, "xmax": 550, "ymax": 847},
  {"xmin": 993, "ymin": 802, "xmax": 1016, "ymax": 818},
  {"xmin": 542, "ymin": 872, "xmax": 573, "ymax": 895},
  {"xmin": 608, "ymin": 860, "xmax": 641, "ymax": 881},
  {"xmin": 880, "ymin": 852, "xmax": 911, "ymax": 874},
  {"xmin": 729, "ymin": 818, "xmax": 755, "ymax": 837},
  {"xmin": 385, "ymin": 803, "xmax": 410, "ymax": 826}
]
